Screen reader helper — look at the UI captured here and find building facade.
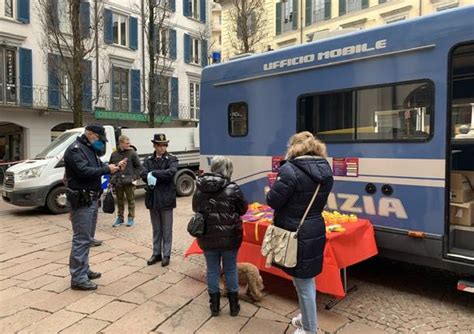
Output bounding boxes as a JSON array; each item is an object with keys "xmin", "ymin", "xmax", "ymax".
[
  {"xmin": 219, "ymin": 0, "xmax": 474, "ymax": 60},
  {"xmin": 0, "ymin": 0, "xmax": 209, "ymax": 163},
  {"xmin": 210, "ymin": 1, "xmax": 222, "ymax": 63}
]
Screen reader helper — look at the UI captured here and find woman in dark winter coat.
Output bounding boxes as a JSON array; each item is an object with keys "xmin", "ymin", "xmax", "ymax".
[
  {"xmin": 192, "ymin": 156, "xmax": 248, "ymax": 317},
  {"xmin": 266, "ymin": 132, "xmax": 334, "ymax": 334}
]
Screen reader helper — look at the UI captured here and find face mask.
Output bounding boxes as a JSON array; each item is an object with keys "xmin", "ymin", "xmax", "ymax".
[{"xmin": 92, "ymin": 140, "xmax": 105, "ymax": 153}]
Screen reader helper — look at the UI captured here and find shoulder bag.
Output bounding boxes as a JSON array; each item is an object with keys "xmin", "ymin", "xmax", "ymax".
[{"xmin": 261, "ymin": 183, "xmax": 321, "ymax": 268}]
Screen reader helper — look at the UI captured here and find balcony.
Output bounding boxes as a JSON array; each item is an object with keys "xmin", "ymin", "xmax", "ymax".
[{"xmin": 2, "ymin": 86, "xmax": 199, "ymax": 122}]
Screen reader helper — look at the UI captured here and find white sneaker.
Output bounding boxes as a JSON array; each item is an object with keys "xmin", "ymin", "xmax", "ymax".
[
  {"xmin": 291, "ymin": 313, "xmax": 303, "ymax": 328},
  {"xmin": 293, "ymin": 328, "xmax": 309, "ymax": 334}
]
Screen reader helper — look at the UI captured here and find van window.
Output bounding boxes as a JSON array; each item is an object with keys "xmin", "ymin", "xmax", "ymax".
[
  {"xmin": 298, "ymin": 80, "xmax": 434, "ymax": 142},
  {"xmin": 228, "ymin": 102, "xmax": 248, "ymax": 137}
]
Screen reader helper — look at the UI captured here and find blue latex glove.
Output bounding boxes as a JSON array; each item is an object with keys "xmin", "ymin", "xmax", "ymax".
[{"xmin": 147, "ymin": 172, "xmax": 157, "ymax": 187}]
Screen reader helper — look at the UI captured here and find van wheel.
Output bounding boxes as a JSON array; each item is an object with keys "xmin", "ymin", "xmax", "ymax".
[
  {"xmin": 176, "ymin": 174, "xmax": 195, "ymax": 197},
  {"xmin": 46, "ymin": 186, "xmax": 69, "ymax": 214}
]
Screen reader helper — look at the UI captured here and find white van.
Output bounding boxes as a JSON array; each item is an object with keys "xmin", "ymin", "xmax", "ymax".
[{"xmin": 2, "ymin": 126, "xmax": 199, "ymax": 213}]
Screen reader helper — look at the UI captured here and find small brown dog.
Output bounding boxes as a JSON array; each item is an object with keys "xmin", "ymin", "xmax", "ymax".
[{"xmin": 221, "ymin": 262, "xmax": 264, "ymax": 302}]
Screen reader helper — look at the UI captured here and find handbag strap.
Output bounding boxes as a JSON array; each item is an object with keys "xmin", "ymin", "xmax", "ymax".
[{"xmin": 295, "ymin": 183, "xmax": 321, "ymax": 237}]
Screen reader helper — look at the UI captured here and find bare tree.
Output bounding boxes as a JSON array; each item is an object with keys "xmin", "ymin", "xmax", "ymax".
[
  {"xmin": 228, "ymin": 0, "xmax": 267, "ymax": 55},
  {"xmin": 38, "ymin": 0, "xmax": 103, "ymax": 127},
  {"xmin": 198, "ymin": 26, "xmax": 216, "ymax": 65},
  {"xmin": 142, "ymin": 0, "xmax": 176, "ymax": 128}
]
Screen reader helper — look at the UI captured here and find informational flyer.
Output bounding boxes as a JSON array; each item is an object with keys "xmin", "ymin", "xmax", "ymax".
[
  {"xmin": 332, "ymin": 157, "xmax": 359, "ymax": 177},
  {"xmin": 272, "ymin": 156, "xmax": 284, "ymax": 172}
]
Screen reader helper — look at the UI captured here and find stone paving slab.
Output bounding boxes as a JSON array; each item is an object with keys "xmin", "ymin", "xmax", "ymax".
[
  {"xmin": 103, "ymin": 292, "xmax": 192, "ymax": 333},
  {"xmin": 18, "ymin": 309, "xmax": 85, "ymax": 333},
  {"xmin": 65, "ymin": 293, "xmax": 115, "ymax": 314},
  {"xmin": 2, "ymin": 196, "xmax": 473, "ymax": 333},
  {"xmin": 240, "ymin": 317, "xmax": 290, "ymax": 334},
  {"xmin": 0, "ymin": 308, "xmax": 51, "ymax": 333},
  {"xmin": 119, "ymin": 278, "xmax": 172, "ymax": 304},
  {"xmin": 155, "ymin": 300, "xmax": 210, "ymax": 333},
  {"xmin": 33, "ymin": 289, "xmax": 93, "ymax": 313},
  {"xmin": 89, "ymin": 301, "xmax": 137, "ymax": 322},
  {"xmin": 60, "ymin": 317, "xmax": 111, "ymax": 334}
]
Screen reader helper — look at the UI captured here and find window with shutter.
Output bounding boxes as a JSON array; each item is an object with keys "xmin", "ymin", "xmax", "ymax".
[
  {"xmin": 19, "ymin": 48, "xmax": 32, "ymax": 107},
  {"xmin": 169, "ymin": 29, "xmax": 177, "ymax": 60},
  {"xmin": 312, "ymin": 0, "xmax": 324, "ymax": 23},
  {"xmin": 113, "ymin": 13, "xmax": 128, "ymax": 47},
  {"xmin": 82, "ymin": 60, "xmax": 92, "ymax": 111},
  {"xmin": 189, "ymin": 81, "xmax": 200, "ymax": 119},
  {"xmin": 58, "ymin": 0, "xmax": 71, "ymax": 34},
  {"xmin": 104, "ymin": 8, "xmax": 113, "ymax": 43},
  {"xmin": 190, "ymin": 0, "xmax": 199, "ymax": 19},
  {"xmin": 0, "ymin": 47, "xmax": 17, "ymax": 105},
  {"xmin": 80, "ymin": 1, "xmax": 90, "ymax": 37},
  {"xmin": 347, "ymin": 0, "xmax": 362, "ymax": 13},
  {"xmin": 130, "ymin": 69, "xmax": 141, "ymax": 113},
  {"xmin": 112, "ymin": 67, "xmax": 130, "ymax": 112},
  {"xmin": 184, "ymin": 33, "xmax": 191, "ymax": 63},
  {"xmin": 59, "ymin": 59, "xmax": 73, "ymax": 110},
  {"xmin": 282, "ymin": 1, "xmax": 294, "ymax": 33},
  {"xmin": 157, "ymin": 75, "xmax": 170, "ymax": 115},
  {"xmin": 157, "ymin": 28, "xmax": 169, "ymax": 57},
  {"xmin": 129, "ymin": 16, "xmax": 138, "ymax": 50},
  {"xmin": 189, "ymin": 36, "xmax": 201, "ymax": 65},
  {"xmin": 17, "ymin": 0, "xmax": 30, "ymax": 23}
]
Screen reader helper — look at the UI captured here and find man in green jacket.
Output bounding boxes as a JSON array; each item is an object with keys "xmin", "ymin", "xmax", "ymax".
[{"xmin": 109, "ymin": 135, "xmax": 141, "ymax": 227}]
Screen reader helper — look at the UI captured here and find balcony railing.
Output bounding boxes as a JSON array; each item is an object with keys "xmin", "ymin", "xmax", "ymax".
[{"xmin": 3, "ymin": 86, "xmax": 199, "ymax": 122}]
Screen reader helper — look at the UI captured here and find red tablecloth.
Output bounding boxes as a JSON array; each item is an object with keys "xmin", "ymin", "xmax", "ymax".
[{"xmin": 185, "ymin": 219, "xmax": 378, "ymax": 298}]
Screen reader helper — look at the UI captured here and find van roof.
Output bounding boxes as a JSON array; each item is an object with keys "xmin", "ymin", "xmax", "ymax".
[{"xmin": 201, "ymin": 5, "xmax": 474, "ymax": 86}]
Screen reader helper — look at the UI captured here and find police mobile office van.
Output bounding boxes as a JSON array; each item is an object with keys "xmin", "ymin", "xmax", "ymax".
[{"xmin": 199, "ymin": 6, "xmax": 474, "ymax": 287}]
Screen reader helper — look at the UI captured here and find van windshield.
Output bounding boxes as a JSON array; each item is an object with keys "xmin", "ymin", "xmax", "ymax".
[{"xmin": 35, "ymin": 131, "xmax": 80, "ymax": 159}]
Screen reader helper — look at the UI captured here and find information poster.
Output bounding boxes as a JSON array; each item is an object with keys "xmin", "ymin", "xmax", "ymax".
[
  {"xmin": 272, "ymin": 156, "xmax": 284, "ymax": 172},
  {"xmin": 332, "ymin": 157, "xmax": 359, "ymax": 177}
]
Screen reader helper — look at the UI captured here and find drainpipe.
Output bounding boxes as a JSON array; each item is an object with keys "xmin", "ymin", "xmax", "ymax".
[
  {"xmin": 419, "ymin": 0, "xmax": 422, "ymax": 16},
  {"xmin": 95, "ymin": 0, "xmax": 99, "ymax": 108},
  {"xmin": 300, "ymin": 0, "xmax": 304, "ymax": 44},
  {"xmin": 141, "ymin": 0, "xmax": 146, "ymax": 114}
]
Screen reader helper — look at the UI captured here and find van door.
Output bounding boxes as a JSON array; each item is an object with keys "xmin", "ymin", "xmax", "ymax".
[{"xmin": 447, "ymin": 43, "xmax": 474, "ymax": 262}]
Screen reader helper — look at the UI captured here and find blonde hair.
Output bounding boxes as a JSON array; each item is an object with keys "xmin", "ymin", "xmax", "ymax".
[
  {"xmin": 119, "ymin": 135, "xmax": 130, "ymax": 143},
  {"xmin": 285, "ymin": 131, "xmax": 327, "ymax": 159},
  {"xmin": 211, "ymin": 156, "xmax": 233, "ymax": 179}
]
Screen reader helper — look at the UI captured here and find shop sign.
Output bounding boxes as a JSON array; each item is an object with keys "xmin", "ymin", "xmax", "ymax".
[{"xmin": 94, "ymin": 110, "xmax": 171, "ymax": 123}]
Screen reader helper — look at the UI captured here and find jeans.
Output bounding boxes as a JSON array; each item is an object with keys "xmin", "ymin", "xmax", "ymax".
[
  {"xmin": 204, "ymin": 250, "xmax": 238, "ymax": 294},
  {"xmin": 293, "ymin": 277, "xmax": 317, "ymax": 334},
  {"xmin": 69, "ymin": 200, "xmax": 98, "ymax": 284}
]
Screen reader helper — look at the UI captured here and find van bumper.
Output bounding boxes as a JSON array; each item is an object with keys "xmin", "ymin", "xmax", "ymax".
[{"xmin": 1, "ymin": 186, "xmax": 49, "ymax": 207}]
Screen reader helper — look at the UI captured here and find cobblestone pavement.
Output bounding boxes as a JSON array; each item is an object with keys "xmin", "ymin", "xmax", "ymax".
[{"xmin": 0, "ymin": 192, "xmax": 473, "ymax": 333}]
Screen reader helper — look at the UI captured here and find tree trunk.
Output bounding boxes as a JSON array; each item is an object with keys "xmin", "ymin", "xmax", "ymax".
[
  {"xmin": 147, "ymin": 4, "xmax": 156, "ymax": 128},
  {"xmin": 71, "ymin": 0, "xmax": 83, "ymax": 127}
]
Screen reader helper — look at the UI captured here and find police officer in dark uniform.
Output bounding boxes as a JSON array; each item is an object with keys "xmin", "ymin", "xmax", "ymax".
[
  {"xmin": 142, "ymin": 133, "xmax": 178, "ymax": 267},
  {"xmin": 64, "ymin": 124, "xmax": 124, "ymax": 290}
]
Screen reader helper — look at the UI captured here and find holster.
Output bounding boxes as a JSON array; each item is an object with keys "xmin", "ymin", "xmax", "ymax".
[{"xmin": 66, "ymin": 188, "xmax": 93, "ymax": 210}]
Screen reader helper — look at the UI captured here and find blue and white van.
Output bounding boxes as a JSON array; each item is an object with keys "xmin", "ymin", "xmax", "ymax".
[{"xmin": 199, "ymin": 6, "xmax": 474, "ymax": 277}]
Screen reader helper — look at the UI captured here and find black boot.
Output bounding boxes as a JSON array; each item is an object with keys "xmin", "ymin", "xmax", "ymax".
[
  {"xmin": 228, "ymin": 292, "xmax": 240, "ymax": 317},
  {"xmin": 209, "ymin": 292, "xmax": 220, "ymax": 316}
]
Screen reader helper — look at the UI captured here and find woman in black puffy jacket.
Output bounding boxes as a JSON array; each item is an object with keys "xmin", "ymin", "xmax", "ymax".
[
  {"xmin": 192, "ymin": 156, "xmax": 248, "ymax": 318},
  {"xmin": 266, "ymin": 132, "xmax": 333, "ymax": 334}
]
